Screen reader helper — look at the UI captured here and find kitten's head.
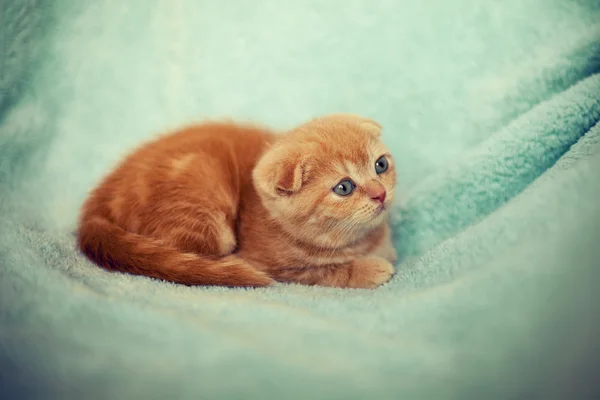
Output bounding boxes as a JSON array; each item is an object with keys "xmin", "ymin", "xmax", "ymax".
[{"xmin": 253, "ymin": 114, "xmax": 397, "ymax": 248}]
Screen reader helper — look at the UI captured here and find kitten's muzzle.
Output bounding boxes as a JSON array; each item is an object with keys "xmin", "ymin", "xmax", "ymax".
[{"xmin": 369, "ymin": 187, "xmax": 386, "ymax": 204}]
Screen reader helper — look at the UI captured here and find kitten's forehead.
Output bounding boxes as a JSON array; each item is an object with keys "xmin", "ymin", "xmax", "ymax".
[{"xmin": 329, "ymin": 139, "xmax": 389, "ymax": 182}]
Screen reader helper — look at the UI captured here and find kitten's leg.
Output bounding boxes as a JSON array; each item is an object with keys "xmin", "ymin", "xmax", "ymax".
[
  {"xmin": 345, "ymin": 256, "xmax": 395, "ymax": 288},
  {"xmin": 161, "ymin": 209, "xmax": 237, "ymax": 256},
  {"xmin": 371, "ymin": 224, "xmax": 398, "ymax": 264},
  {"xmin": 275, "ymin": 256, "xmax": 394, "ymax": 289}
]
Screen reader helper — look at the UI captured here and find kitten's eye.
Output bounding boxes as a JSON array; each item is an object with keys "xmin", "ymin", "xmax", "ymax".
[
  {"xmin": 375, "ymin": 156, "xmax": 388, "ymax": 174},
  {"xmin": 333, "ymin": 179, "xmax": 355, "ymax": 196}
]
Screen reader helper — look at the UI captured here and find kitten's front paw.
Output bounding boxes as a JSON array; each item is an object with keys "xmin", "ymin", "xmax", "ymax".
[{"xmin": 347, "ymin": 256, "xmax": 395, "ymax": 289}]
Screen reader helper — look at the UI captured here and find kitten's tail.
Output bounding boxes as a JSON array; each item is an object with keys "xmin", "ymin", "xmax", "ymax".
[{"xmin": 77, "ymin": 216, "xmax": 273, "ymax": 287}]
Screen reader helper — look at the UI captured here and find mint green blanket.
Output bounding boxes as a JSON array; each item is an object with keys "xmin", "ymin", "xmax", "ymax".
[{"xmin": 2, "ymin": 1, "xmax": 599, "ymax": 398}]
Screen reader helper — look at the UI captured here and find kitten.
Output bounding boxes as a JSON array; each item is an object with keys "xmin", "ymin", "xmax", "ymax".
[{"xmin": 77, "ymin": 114, "xmax": 398, "ymax": 289}]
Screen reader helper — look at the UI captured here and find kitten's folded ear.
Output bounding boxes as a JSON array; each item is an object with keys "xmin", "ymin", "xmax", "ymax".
[
  {"xmin": 357, "ymin": 117, "xmax": 382, "ymax": 137},
  {"xmin": 320, "ymin": 113, "xmax": 382, "ymax": 137},
  {"xmin": 253, "ymin": 145, "xmax": 310, "ymax": 197}
]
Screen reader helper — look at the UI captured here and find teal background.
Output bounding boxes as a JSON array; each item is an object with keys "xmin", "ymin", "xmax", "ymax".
[{"xmin": 1, "ymin": 0, "xmax": 599, "ymax": 398}]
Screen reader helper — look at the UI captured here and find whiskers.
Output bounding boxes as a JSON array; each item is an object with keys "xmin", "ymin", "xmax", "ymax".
[{"xmin": 296, "ymin": 199, "xmax": 388, "ymax": 257}]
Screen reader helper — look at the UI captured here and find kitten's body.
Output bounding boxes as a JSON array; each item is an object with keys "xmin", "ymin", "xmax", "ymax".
[{"xmin": 78, "ymin": 114, "xmax": 398, "ymax": 288}]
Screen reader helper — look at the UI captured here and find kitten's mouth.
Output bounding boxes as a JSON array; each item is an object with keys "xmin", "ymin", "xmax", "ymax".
[{"xmin": 374, "ymin": 203, "xmax": 386, "ymax": 215}]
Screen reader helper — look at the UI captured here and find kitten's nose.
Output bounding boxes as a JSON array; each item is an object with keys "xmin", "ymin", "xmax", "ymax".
[{"xmin": 370, "ymin": 188, "xmax": 386, "ymax": 204}]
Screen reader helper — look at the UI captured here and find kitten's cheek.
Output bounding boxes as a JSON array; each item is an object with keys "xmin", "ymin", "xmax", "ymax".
[{"xmin": 383, "ymin": 189, "xmax": 394, "ymax": 204}]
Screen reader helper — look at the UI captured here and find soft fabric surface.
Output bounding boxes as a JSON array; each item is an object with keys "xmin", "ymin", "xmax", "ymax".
[{"xmin": 1, "ymin": 0, "xmax": 599, "ymax": 398}]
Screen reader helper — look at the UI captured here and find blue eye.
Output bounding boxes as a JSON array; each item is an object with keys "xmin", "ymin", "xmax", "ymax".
[
  {"xmin": 333, "ymin": 179, "xmax": 355, "ymax": 196},
  {"xmin": 375, "ymin": 156, "xmax": 388, "ymax": 174}
]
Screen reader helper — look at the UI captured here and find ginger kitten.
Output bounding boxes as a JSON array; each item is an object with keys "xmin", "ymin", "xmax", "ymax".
[{"xmin": 77, "ymin": 114, "xmax": 398, "ymax": 288}]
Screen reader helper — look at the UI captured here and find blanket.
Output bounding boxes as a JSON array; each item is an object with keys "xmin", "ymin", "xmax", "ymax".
[{"xmin": 1, "ymin": 0, "xmax": 599, "ymax": 398}]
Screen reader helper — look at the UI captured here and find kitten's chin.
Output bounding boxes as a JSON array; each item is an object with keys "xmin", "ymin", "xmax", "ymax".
[{"xmin": 368, "ymin": 206, "xmax": 389, "ymax": 226}]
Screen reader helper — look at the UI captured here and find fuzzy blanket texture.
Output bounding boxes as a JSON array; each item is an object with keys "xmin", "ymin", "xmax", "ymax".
[{"xmin": 1, "ymin": 0, "xmax": 600, "ymax": 398}]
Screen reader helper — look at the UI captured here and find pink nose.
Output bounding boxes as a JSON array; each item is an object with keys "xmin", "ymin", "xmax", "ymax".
[{"xmin": 371, "ymin": 189, "xmax": 386, "ymax": 204}]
